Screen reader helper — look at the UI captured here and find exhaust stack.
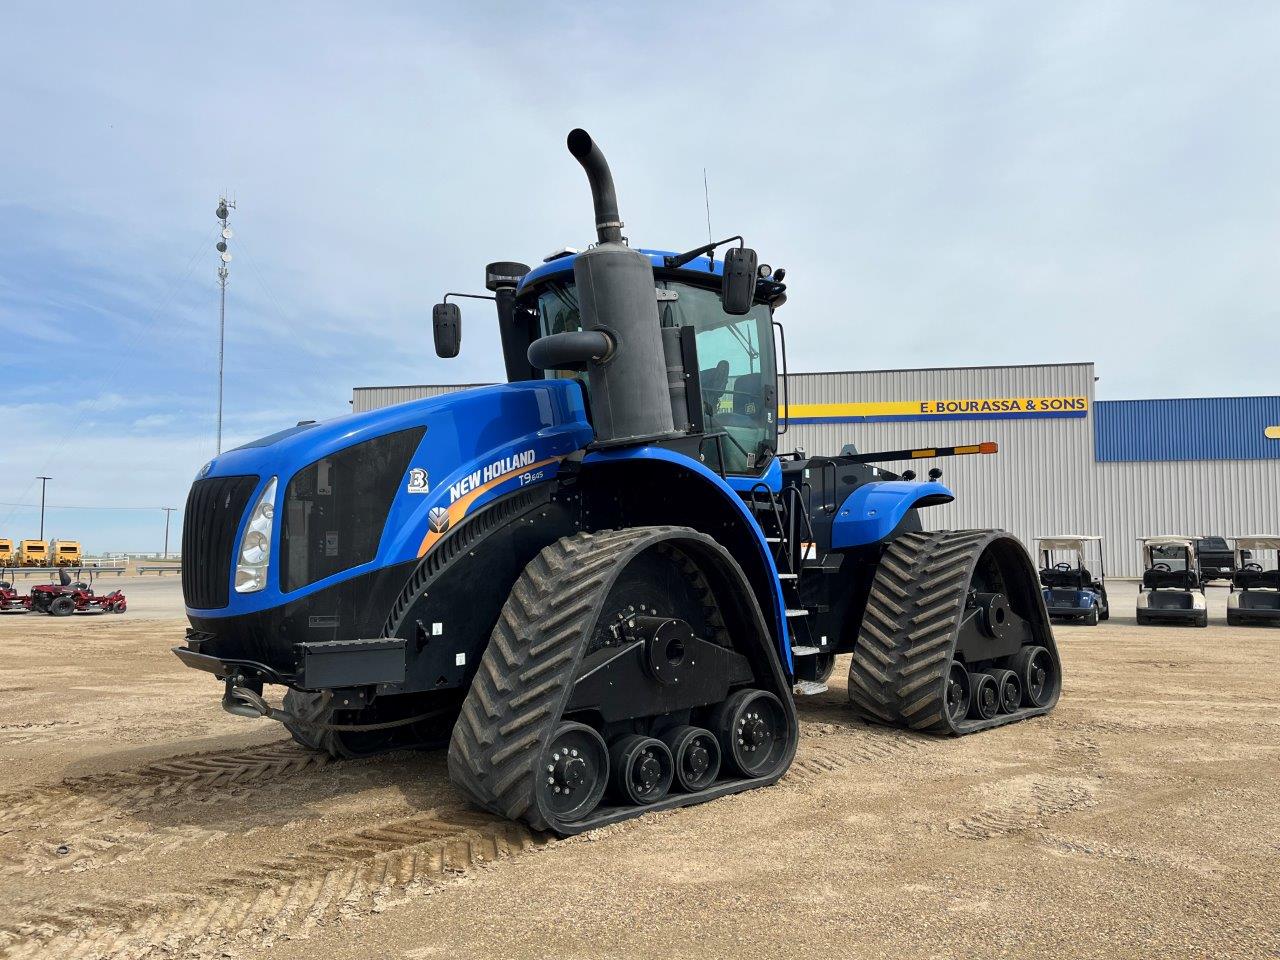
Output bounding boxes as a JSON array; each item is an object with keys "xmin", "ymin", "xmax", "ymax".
[
  {"xmin": 566, "ymin": 128, "xmax": 623, "ymax": 245},
  {"xmin": 534, "ymin": 129, "xmax": 676, "ymax": 446}
]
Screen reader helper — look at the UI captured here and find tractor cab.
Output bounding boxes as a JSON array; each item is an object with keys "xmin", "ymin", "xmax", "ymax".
[
  {"xmin": 1136, "ymin": 536, "xmax": 1207, "ymax": 627},
  {"xmin": 517, "ymin": 257, "xmax": 783, "ymax": 477},
  {"xmin": 1227, "ymin": 536, "xmax": 1280, "ymax": 626},
  {"xmin": 1035, "ymin": 536, "xmax": 1108, "ymax": 625}
]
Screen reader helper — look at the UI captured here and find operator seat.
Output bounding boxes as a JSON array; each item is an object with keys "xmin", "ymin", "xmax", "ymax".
[{"xmin": 700, "ymin": 361, "xmax": 730, "ymax": 417}]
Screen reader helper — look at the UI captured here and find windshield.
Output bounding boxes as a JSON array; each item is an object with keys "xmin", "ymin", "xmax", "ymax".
[{"xmin": 534, "ymin": 280, "xmax": 776, "ymax": 474}]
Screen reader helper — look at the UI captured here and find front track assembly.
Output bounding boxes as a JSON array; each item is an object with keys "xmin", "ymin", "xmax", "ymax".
[
  {"xmin": 447, "ymin": 526, "xmax": 798, "ymax": 836},
  {"xmin": 848, "ymin": 529, "xmax": 1061, "ymax": 735}
]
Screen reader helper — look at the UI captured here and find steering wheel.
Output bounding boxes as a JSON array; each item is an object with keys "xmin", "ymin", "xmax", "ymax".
[
  {"xmin": 1243, "ymin": 562, "xmax": 1263, "ymax": 572},
  {"xmin": 1053, "ymin": 562, "xmax": 1072, "ymax": 571},
  {"xmin": 1152, "ymin": 562, "xmax": 1172, "ymax": 572}
]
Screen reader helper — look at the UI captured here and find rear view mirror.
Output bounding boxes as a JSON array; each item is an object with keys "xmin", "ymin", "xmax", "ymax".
[
  {"xmin": 432, "ymin": 302, "xmax": 461, "ymax": 358},
  {"xmin": 721, "ymin": 246, "xmax": 758, "ymax": 315}
]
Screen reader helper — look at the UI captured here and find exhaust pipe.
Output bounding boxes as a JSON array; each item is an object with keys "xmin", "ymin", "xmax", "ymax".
[
  {"xmin": 566, "ymin": 128, "xmax": 623, "ymax": 244},
  {"xmin": 526, "ymin": 129, "xmax": 678, "ymax": 445}
]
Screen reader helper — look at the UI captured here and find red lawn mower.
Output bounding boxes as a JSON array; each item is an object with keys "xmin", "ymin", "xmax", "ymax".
[
  {"xmin": 28, "ymin": 570, "xmax": 126, "ymax": 616},
  {"xmin": 0, "ymin": 581, "xmax": 30, "ymax": 613}
]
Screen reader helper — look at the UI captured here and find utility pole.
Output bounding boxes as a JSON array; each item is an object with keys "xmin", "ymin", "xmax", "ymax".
[
  {"xmin": 162, "ymin": 507, "xmax": 177, "ymax": 559},
  {"xmin": 36, "ymin": 476, "xmax": 51, "ymax": 540},
  {"xmin": 215, "ymin": 196, "xmax": 236, "ymax": 453}
]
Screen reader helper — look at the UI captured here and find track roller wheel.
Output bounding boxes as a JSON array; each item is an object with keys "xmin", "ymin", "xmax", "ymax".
[
  {"xmin": 969, "ymin": 672, "xmax": 1000, "ymax": 720},
  {"xmin": 712, "ymin": 689, "xmax": 790, "ymax": 779},
  {"xmin": 661, "ymin": 725, "xmax": 721, "ymax": 792},
  {"xmin": 541, "ymin": 722, "xmax": 609, "ymax": 822},
  {"xmin": 988, "ymin": 668, "xmax": 1022, "ymax": 714},
  {"xmin": 1010, "ymin": 645, "xmax": 1056, "ymax": 708},
  {"xmin": 609, "ymin": 735, "xmax": 674, "ymax": 806}
]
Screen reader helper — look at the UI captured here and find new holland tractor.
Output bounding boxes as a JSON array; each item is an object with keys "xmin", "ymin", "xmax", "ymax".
[{"xmin": 174, "ymin": 129, "xmax": 1060, "ymax": 835}]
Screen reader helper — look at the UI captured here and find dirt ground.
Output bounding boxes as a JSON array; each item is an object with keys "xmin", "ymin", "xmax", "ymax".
[{"xmin": 1, "ymin": 578, "xmax": 1277, "ymax": 960}]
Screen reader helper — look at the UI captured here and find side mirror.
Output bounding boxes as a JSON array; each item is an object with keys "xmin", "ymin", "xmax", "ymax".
[
  {"xmin": 721, "ymin": 246, "xmax": 758, "ymax": 315},
  {"xmin": 432, "ymin": 302, "xmax": 461, "ymax": 358}
]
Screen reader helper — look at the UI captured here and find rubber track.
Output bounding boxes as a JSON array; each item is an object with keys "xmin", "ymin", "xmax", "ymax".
[
  {"xmin": 448, "ymin": 527, "xmax": 660, "ymax": 832},
  {"xmin": 848, "ymin": 529, "xmax": 1058, "ymax": 736}
]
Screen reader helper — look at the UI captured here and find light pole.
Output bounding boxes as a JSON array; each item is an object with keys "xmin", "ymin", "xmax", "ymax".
[
  {"xmin": 37, "ymin": 476, "xmax": 51, "ymax": 540},
  {"xmin": 215, "ymin": 196, "xmax": 236, "ymax": 453},
  {"xmin": 162, "ymin": 507, "xmax": 177, "ymax": 559}
]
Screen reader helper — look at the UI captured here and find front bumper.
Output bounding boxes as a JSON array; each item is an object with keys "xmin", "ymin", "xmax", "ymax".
[{"xmin": 173, "ymin": 629, "xmax": 407, "ymax": 691}]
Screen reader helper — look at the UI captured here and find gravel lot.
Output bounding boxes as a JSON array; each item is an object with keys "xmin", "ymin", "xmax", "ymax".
[{"xmin": 0, "ymin": 578, "xmax": 1276, "ymax": 960}]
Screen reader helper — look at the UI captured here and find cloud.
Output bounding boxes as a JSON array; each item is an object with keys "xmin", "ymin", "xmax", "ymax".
[{"xmin": 5, "ymin": 1, "xmax": 1280, "ymax": 549}]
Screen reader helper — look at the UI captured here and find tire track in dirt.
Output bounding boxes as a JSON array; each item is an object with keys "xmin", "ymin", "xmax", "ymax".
[
  {"xmin": 1, "ymin": 809, "xmax": 545, "ymax": 960},
  {"xmin": 945, "ymin": 777, "xmax": 1098, "ymax": 840},
  {"xmin": 786, "ymin": 730, "xmax": 924, "ymax": 783},
  {"xmin": 0, "ymin": 741, "xmax": 332, "ymax": 834}
]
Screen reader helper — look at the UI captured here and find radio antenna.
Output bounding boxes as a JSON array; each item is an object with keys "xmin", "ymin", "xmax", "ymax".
[{"xmin": 703, "ymin": 167, "xmax": 712, "ymax": 245}]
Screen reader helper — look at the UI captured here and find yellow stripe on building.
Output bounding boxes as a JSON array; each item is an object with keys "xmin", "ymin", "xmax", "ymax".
[{"xmin": 782, "ymin": 396, "xmax": 1089, "ymax": 419}]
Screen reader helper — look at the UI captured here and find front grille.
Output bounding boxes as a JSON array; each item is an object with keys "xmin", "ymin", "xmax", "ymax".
[{"xmin": 182, "ymin": 475, "xmax": 259, "ymax": 609}]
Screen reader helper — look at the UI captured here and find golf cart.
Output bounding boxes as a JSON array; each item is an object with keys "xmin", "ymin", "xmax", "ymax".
[
  {"xmin": 1226, "ymin": 537, "xmax": 1280, "ymax": 627},
  {"xmin": 1136, "ymin": 536, "xmax": 1207, "ymax": 627},
  {"xmin": 1036, "ymin": 535, "xmax": 1109, "ymax": 625}
]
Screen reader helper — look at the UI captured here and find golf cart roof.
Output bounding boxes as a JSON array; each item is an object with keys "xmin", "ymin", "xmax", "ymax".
[
  {"xmin": 1036, "ymin": 536, "xmax": 1102, "ymax": 551},
  {"xmin": 1139, "ymin": 536, "xmax": 1196, "ymax": 548},
  {"xmin": 1234, "ymin": 536, "xmax": 1280, "ymax": 550}
]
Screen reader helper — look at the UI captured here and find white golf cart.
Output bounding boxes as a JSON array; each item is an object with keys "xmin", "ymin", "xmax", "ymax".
[
  {"xmin": 1136, "ymin": 536, "xmax": 1208, "ymax": 628},
  {"xmin": 1035, "ymin": 536, "xmax": 1109, "ymax": 626},
  {"xmin": 1227, "ymin": 536, "xmax": 1280, "ymax": 627}
]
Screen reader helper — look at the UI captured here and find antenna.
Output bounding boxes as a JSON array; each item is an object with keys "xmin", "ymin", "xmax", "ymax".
[
  {"xmin": 215, "ymin": 195, "xmax": 236, "ymax": 454},
  {"xmin": 703, "ymin": 168, "xmax": 712, "ymax": 245}
]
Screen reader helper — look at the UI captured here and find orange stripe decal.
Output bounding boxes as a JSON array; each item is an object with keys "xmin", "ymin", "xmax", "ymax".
[{"xmin": 416, "ymin": 456, "xmax": 563, "ymax": 557}]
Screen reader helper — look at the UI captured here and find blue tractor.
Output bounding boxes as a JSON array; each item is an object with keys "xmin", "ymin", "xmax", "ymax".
[{"xmin": 174, "ymin": 129, "xmax": 1061, "ymax": 835}]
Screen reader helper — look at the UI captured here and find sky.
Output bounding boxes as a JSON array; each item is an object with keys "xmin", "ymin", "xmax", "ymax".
[{"xmin": 2, "ymin": 1, "xmax": 1278, "ymax": 552}]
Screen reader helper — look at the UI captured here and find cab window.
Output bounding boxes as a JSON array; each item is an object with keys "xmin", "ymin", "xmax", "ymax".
[{"xmin": 532, "ymin": 279, "xmax": 776, "ymax": 475}]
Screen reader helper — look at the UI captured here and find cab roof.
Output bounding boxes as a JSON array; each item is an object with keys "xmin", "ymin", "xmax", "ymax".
[{"xmin": 518, "ymin": 248, "xmax": 723, "ymax": 295}]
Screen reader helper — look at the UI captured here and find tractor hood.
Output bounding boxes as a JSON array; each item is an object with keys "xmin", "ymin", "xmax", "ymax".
[{"xmin": 184, "ymin": 379, "xmax": 592, "ymax": 617}]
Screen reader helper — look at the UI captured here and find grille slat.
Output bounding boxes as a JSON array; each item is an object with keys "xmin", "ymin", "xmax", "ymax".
[{"xmin": 182, "ymin": 475, "xmax": 260, "ymax": 609}]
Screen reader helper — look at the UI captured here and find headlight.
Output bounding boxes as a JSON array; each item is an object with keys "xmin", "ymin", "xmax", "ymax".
[{"xmin": 235, "ymin": 476, "xmax": 277, "ymax": 593}]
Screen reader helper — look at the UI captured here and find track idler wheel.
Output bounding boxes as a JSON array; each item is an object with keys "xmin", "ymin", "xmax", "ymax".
[
  {"xmin": 609, "ymin": 735, "xmax": 674, "ymax": 806},
  {"xmin": 1011, "ymin": 645, "xmax": 1057, "ymax": 708},
  {"xmin": 712, "ymin": 689, "xmax": 790, "ymax": 779},
  {"xmin": 661, "ymin": 725, "xmax": 721, "ymax": 792},
  {"xmin": 540, "ymin": 722, "xmax": 610, "ymax": 822},
  {"xmin": 988, "ymin": 668, "xmax": 1022, "ymax": 713},
  {"xmin": 969, "ymin": 672, "xmax": 1000, "ymax": 720},
  {"xmin": 945, "ymin": 661, "xmax": 972, "ymax": 725}
]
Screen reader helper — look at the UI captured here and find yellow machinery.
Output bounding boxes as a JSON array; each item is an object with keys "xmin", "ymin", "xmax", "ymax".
[
  {"xmin": 18, "ymin": 540, "xmax": 48, "ymax": 566},
  {"xmin": 0, "ymin": 539, "xmax": 13, "ymax": 566},
  {"xmin": 50, "ymin": 540, "xmax": 82, "ymax": 566}
]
